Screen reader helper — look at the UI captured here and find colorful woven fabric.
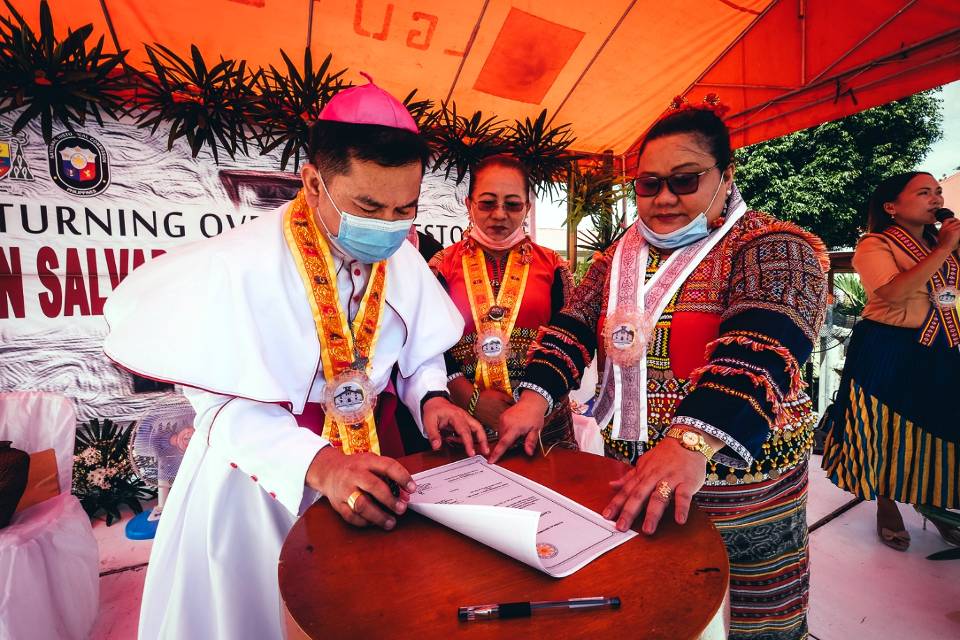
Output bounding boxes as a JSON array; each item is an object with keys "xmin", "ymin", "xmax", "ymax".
[
  {"xmin": 525, "ymin": 210, "xmax": 828, "ymax": 639},
  {"xmin": 821, "ymin": 319, "xmax": 960, "ymax": 508},
  {"xmin": 697, "ymin": 460, "xmax": 810, "ymax": 640},
  {"xmin": 432, "ymin": 238, "xmax": 577, "ymax": 447}
]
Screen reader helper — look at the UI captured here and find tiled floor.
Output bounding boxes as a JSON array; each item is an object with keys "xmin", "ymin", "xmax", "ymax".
[
  {"xmin": 806, "ymin": 459, "xmax": 960, "ymax": 640},
  {"xmin": 89, "ymin": 460, "xmax": 960, "ymax": 640},
  {"xmin": 90, "ymin": 502, "xmax": 153, "ymax": 640}
]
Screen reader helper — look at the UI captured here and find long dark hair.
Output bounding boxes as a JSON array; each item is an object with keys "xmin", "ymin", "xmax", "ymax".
[{"xmin": 866, "ymin": 171, "xmax": 938, "ymax": 241}]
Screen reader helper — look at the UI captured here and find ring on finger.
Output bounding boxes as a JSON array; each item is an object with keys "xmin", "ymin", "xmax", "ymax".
[
  {"xmin": 346, "ymin": 489, "xmax": 364, "ymax": 512},
  {"xmin": 655, "ymin": 480, "xmax": 672, "ymax": 503}
]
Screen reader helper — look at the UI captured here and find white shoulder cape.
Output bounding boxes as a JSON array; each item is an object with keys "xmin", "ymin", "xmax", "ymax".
[{"xmin": 103, "ymin": 203, "xmax": 462, "ymax": 413}]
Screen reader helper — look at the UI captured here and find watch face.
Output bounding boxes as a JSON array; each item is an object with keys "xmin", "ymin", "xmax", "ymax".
[{"xmin": 681, "ymin": 431, "xmax": 700, "ymax": 447}]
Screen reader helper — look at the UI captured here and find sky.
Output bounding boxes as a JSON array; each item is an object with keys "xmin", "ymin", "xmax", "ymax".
[
  {"xmin": 918, "ymin": 80, "xmax": 959, "ymax": 180},
  {"xmin": 536, "ymin": 80, "xmax": 960, "ymax": 230}
]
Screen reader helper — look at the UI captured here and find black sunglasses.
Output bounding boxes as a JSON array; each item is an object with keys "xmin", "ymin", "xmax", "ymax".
[
  {"xmin": 633, "ymin": 163, "xmax": 719, "ymax": 197},
  {"xmin": 474, "ymin": 199, "xmax": 527, "ymax": 213}
]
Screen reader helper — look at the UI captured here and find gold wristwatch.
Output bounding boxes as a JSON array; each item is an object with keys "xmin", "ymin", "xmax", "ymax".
[{"xmin": 665, "ymin": 426, "xmax": 715, "ymax": 460}]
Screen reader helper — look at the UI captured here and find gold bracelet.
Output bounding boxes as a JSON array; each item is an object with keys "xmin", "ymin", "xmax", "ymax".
[{"xmin": 467, "ymin": 386, "xmax": 481, "ymax": 416}]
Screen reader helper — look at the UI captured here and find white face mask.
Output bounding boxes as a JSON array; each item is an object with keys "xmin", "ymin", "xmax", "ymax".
[{"xmin": 636, "ymin": 176, "xmax": 725, "ymax": 249}]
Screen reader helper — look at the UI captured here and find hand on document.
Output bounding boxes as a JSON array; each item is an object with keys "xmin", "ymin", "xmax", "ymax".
[
  {"xmin": 602, "ymin": 437, "xmax": 707, "ymax": 535},
  {"xmin": 489, "ymin": 390, "xmax": 548, "ymax": 463},
  {"xmin": 306, "ymin": 446, "xmax": 417, "ymax": 531},
  {"xmin": 422, "ymin": 395, "xmax": 490, "ymax": 457}
]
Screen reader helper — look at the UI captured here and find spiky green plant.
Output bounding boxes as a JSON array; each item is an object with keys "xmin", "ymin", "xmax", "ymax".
[
  {"xmin": 0, "ymin": 0, "xmax": 129, "ymax": 142},
  {"xmin": 135, "ymin": 43, "xmax": 255, "ymax": 163},
  {"xmin": 402, "ymin": 88, "xmax": 437, "ymax": 131},
  {"xmin": 73, "ymin": 418, "xmax": 156, "ymax": 525},
  {"xmin": 253, "ymin": 48, "xmax": 349, "ymax": 171},
  {"xmin": 426, "ymin": 101, "xmax": 508, "ymax": 184},
  {"xmin": 565, "ymin": 164, "xmax": 632, "ymax": 253},
  {"xmin": 509, "ymin": 109, "xmax": 578, "ymax": 197},
  {"xmin": 833, "ymin": 273, "xmax": 867, "ymax": 317}
]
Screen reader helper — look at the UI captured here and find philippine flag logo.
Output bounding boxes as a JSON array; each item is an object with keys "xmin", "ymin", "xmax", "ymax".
[
  {"xmin": 48, "ymin": 131, "xmax": 110, "ymax": 196},
  {"xmin": 59, "ymin": 145, "xmax": 98, "ymax": 182}
]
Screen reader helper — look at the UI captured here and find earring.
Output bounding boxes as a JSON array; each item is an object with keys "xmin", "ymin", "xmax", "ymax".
[{"xmin": 726, "ymin": 190, "xmax": 732, "ymax": 196}]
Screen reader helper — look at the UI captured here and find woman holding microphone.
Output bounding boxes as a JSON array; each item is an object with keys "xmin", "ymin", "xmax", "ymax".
[{"xmin": 822, "ymin": 171, "xmax": 960, "ymax": 550}]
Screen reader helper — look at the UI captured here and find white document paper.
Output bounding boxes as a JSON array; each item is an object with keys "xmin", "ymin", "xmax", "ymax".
[{"xmin": 408, "ymin": 456, "xmax": 637, "ymax": 577}]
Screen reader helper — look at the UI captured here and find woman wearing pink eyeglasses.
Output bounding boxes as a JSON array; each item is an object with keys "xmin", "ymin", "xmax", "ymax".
[
  {"xmin": 496, "ymin": 100, "xmax": 829, "ymax": 640},
  {"xmin": 429, "ymin": 155, "xmax": 578, "ymax": 452}
]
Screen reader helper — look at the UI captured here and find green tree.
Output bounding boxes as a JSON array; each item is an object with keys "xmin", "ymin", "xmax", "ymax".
[{"xmin": 735, "ymin": 90, "xmax": 943, "ymax": 248}]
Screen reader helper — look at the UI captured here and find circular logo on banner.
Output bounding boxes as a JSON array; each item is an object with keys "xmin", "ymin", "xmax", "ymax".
[
  {"xmin": 48, "ymin": 131, "xmax": 110, "ymax": 197},
  {"xmin": 170, "ymin": 427, "xmax": 195, "ymax": 453}
]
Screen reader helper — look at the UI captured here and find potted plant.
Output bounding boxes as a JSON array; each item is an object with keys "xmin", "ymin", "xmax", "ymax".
[
  {"xmin": 73, "ymin": 418, "xmax": 156, "ymax": 525},
  {"xmin": 833, "ymin": 273, "xmax": 866, "ymax": 328}
]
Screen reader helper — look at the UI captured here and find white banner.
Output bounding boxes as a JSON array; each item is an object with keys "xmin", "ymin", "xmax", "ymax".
[{"xmin": 0, "ymin": 112, "xmax": 468, "ymax": 421}]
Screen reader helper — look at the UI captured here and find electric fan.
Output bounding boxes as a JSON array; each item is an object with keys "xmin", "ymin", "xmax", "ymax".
[{"xmin": 125, "ymin": 396, "xmax": 196, "ymax": 540}]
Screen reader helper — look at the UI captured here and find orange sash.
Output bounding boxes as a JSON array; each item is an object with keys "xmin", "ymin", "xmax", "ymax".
[
  {"xmin": 284, "ymin": 191, "xmax": 386, "ymax": 454},
  {"xmin": 462, "ymin": 246, "xmax": 529, "ymax": 394}
]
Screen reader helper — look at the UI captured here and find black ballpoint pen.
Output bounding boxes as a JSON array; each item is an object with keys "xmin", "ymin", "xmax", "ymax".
[{"xmin": 458, "ymin": 596, "xmax": 621, "ymax": 621}]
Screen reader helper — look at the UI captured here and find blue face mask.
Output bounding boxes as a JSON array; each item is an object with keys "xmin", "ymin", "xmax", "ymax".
[
  {"xmin": 317, "ymin": 173, "xmax": 412, "ymax": 263},
  {"xmin": 636, "ymin": 213, "xmax": 709, "ymax": 250},
  {"xmin": 636, "ymin": 176, "xmax": 724, "ymax": 249}
]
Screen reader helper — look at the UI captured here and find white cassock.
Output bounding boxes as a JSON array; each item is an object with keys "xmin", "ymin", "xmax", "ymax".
[{"xmin": 103, "ymin": 203, "xmax": 464, "ymax": 640}]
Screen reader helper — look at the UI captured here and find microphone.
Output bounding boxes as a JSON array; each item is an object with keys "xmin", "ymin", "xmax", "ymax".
[{"xmin": 935, "ymin": 208, "xmax": 955, "ymax": 223}]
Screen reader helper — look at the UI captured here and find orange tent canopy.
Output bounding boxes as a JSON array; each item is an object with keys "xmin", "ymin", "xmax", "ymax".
[{"xmin": 5, "ymin": 0, "xmax": 959, "ymax": 158}]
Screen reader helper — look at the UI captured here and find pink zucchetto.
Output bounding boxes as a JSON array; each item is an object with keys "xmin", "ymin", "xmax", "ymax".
[{"xmin": 318, "ymin": 72, "xmax": 419, "ymax": 133}]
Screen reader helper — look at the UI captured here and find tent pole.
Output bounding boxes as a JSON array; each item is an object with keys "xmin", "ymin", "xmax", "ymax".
[{"xmin": 566, "ymin": 162, "xmax": 578, "ymax": 270}]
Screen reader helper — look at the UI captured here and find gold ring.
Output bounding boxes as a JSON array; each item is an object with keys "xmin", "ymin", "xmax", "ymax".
[
  {"xmin": 656, "ymin": 480, "xmax": 672, "ymax": 503},
  {"xmin": 346, "ymin": 489, "xmax": 364, "ymax": 512}
]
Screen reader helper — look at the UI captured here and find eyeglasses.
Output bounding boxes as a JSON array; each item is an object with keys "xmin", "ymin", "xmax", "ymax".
[
  {"xmin": 473, "ymin": 199, "xmax": 527, "ymax": 213},
  {"xmin": 633, "ymin": 163, "xmax": 719, "ymax": 197}
]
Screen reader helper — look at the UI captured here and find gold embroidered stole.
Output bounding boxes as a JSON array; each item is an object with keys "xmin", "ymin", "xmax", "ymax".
[
  {"xmin": 462, "ymin": 246, "xmax": 530, "ymax": 394},
  {"xmin": 284, "ymin": 191, "xmax": 386, "ymax": 454}
]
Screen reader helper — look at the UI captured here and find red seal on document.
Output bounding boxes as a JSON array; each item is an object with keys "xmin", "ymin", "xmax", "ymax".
[{"xmin": 536, "ymin": 543, "xmax": 558, "ymax": 559}]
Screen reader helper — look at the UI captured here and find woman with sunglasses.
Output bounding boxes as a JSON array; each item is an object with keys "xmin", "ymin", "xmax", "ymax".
[
  {"xmin": 495, "ymin": 101, "xmax": 828, "ymax": 640},
  {"xmin": 429, "ymin": 155, "xmax": 578, "ymax": 451},
  {"xmin": 822, "ymin": 172, "xmax": 960, "ymax": 550}
]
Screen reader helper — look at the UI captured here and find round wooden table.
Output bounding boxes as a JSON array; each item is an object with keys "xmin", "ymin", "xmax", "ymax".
[{"xmin": 280, "ymin": 449, "xmax": 729, "ymax": 639}]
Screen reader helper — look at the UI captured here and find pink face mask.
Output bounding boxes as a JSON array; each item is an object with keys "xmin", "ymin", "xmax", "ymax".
[{"xmin": 468, "ymin": 218, "xmax": 527, "ymax": 250}]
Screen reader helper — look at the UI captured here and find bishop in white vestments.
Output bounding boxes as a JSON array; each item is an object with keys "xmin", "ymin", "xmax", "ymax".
[{"xmin": 103, "ymin": 77, "xmax": 487, "ymax": 640}]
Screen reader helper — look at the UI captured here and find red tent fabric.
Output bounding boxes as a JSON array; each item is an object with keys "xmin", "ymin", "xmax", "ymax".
[{"xmin": 4, "ymin": 0, "xmax": 958, "ymax": 157}]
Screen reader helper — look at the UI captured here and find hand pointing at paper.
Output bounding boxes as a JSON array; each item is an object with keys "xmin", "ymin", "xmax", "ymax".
[{"xmin": 489, "ymin": 390, "xmax": 547, "ymax": 463}]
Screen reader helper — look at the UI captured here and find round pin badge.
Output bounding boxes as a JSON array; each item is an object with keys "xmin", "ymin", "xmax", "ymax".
[
  {"xmin": 323, "ymin": 369, "xmax": 376, "ymax": 425},
  {"xmin": 487, "ymin": 305, "xmax": 507, "ymax": 321},
  {"xmin": 475, "ymin": 329, "xmax": 508, "ymax": 363},
  {"xmin": 603, "ymin": 307, "xmax": 651, "ymax": 366},
  {"xmin": 930, "ymin": 286, "xmax": 959, "ymax": 309}
]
